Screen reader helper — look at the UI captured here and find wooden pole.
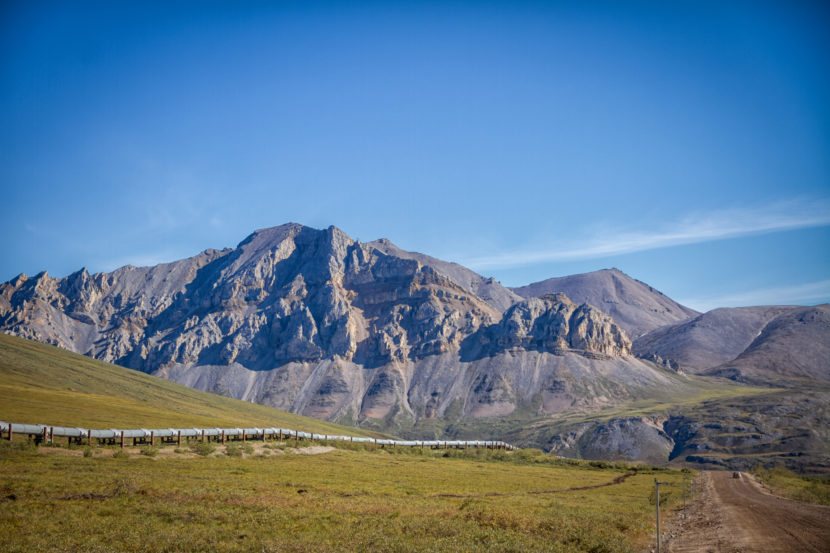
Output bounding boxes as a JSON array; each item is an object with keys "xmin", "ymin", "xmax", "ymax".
[
  {"xmin": 177, "ymin": 431, "xmax": 181, "ymax": 446},
  {"xmin": 655, "ymin": 479, "xmax": 668, "ymax": 553},
  {"xmin": 221, "ymin": 430, "xmax": 225, "ymax": 445},
  {"xmin": 88, "ymin": 429, "xmax": 92, "ymax": 447},
  {"xmin": 120, "ymin": 431, "xmax": 124, "ymax": 449},
  {"xmin": 150, "ymin": 431, "xmax": 155, "ymax": 447},
  {"xmin": 656, "ymin": 479, "xmax": 661, "ymax": 553}
]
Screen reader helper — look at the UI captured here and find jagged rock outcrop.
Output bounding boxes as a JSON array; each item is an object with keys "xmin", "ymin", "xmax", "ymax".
[{"xmin": 469, "ymin": 293, "xmax": 631, "ymax": 359}]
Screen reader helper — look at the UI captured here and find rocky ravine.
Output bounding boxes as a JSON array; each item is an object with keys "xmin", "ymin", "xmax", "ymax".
[{"xmin": 0, "ymin": 223, "xmax": 690, "ymax": 436}]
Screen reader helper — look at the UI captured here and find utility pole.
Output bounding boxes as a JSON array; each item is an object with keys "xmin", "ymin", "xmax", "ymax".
[{"xmin": 655, "ymin": 478, "xmax": 669, "ymax": 553}]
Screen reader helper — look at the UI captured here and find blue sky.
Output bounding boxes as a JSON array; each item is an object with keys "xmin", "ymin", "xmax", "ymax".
[{"xmin": 1, "ymin": 1, "xmax": 828, "ymax": 312}]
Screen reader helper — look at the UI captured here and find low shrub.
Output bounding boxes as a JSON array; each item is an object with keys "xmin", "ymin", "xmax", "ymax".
[
  {"xmin": 140, "ymin": 446, "xmax": 158, "ymax": 457},
  {"xmin": 190, "ymin": 442, "xmax": 216, "ymax": 457}
]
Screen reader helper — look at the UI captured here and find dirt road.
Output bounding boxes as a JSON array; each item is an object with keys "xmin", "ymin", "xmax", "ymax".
[{"xmin": 665, "ymin": 470, "xmax": 830, "ymax": 553}]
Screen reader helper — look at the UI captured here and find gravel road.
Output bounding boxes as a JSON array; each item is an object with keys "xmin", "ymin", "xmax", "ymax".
[{"xmin": 664, "ymin": 470, "xmax": 830, "ymax": 553}]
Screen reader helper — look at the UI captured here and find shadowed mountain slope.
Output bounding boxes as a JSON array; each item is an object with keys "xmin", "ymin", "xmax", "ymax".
[
  {"xmin": 632, "ymin": 306, "xmax": 797, "ymax": 372},
  {"xmin": 705, "ymin": 304, "xmax": 830, "ymax": 384},
  {"xmin": 511, "ymin": 268, "xmax": 699, "ymax": 338}
]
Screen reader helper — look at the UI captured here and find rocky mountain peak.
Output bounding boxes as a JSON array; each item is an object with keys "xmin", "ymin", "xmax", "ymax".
[{"xmin": 511, "ymin": 268, "xmax": 698, "ymax": 338}]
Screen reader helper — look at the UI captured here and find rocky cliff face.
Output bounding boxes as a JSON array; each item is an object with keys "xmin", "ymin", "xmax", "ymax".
[
  {"xmin": 467, "ymin": 293, "xmax": 631, "ymax": 359},
  {"xmin": 1, "ymin": 223, "xmax": 668, "ymax": 433}
]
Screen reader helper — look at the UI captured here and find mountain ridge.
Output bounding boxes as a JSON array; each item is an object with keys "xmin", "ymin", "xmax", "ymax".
[{"xmin": 2, "ymin": 222, "xmax": 828, "ymax": 470}]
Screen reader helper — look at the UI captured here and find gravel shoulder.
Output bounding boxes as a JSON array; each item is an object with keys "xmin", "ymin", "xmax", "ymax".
[{"xmin": 664, "ymin": 470, "xmax": 830, "ymax": 553}]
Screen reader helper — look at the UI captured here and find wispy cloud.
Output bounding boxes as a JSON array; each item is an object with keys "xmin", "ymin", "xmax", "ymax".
[
  {"xmin": 679, "ymin": 280, "xmax": 830, "ymax": 312},
  {"xmin": 461, "ymin": 198, "xmax": 830, "ymax": 269}
]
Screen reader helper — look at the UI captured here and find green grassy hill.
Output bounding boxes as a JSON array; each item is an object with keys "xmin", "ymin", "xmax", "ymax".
[{"xmin": 0, "ymin": 333, "xmax": 379, "ymax": 436}]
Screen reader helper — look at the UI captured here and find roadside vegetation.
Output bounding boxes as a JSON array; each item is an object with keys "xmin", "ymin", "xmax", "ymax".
[
  {"xmin": 753, "ymin": 467, "xmax": 830, "ymax": 506},
  {"xmin": 0, "ymin": 440, "xmax": 686, "ymax": 553}
]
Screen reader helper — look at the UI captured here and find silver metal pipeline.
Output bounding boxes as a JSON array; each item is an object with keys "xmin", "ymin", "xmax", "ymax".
[{"xmin": 0, "ymin": 420, "xmax": 517, "ymax": 450}]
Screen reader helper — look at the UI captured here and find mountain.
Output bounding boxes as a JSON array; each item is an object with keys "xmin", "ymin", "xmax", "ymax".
[
  {"xmin": 0, "ymin": 223, "xmax": 694, "ymax": 435},
  {"xmin": 705, "ymin": 304, "xmax": 830, "ymax": 384},
  {"xmin": 511, "ymin": 268, "xmax": 699, "ymax": 338},
  {"xmin": 2, "ymin": 222, "xmax": 828, "ymax": 471},
  {"xmin": 632, "ymin": 306, "xmax": 797, "ymax": 372},
  {"xmin": 633, "ymin": 305, "xmax": 830, "ymax": 385}
]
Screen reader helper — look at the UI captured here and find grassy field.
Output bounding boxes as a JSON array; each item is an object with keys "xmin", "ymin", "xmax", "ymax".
[
  {"xmin": 0, "ymin": 333, "xmax": 378, "ymax": 436},
  {"xmin": 0, "ymin": 334, "xmax": 692, "ymax": 551},
  {"xmin": 753, "ymin": 467, "xmax": 830, "ymax": 506},
  {"xmin": 0, "ymin": 440, "xmax": 687, "ymax": 553}
]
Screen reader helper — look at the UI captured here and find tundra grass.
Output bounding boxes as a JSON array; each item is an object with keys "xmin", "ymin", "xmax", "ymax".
[
  {"xmin": 413, "ymin": 379, "xmax": 778, "ymax": 445},
  {"xmin": 0, "ymin": 334, "xmax": 378, "ymax": 436},
  {"xmin": 753, "ymin": 467, "xmax": 830, "ymax": 506},
  {"xmin": 0, "ymin": 443, "xmax": 685, "ymax": 553}
]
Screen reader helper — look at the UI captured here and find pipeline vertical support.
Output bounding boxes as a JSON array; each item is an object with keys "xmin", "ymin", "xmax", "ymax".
[
  {"xmin": 177, "ymin": 431, "xmax": 181, "ymax": 447},
  {"xmin": 221, "ymin": 430, "xmax": 225, "ymax": 445},
  {"xmin": 120, "ymin": 431, "xmax": 125, "ymax": 449}
]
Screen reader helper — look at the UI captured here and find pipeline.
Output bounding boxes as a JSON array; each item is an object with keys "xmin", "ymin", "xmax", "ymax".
[{"xmin": 0, "ymin": 420, "xmax": 517, "ymax": 451}]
